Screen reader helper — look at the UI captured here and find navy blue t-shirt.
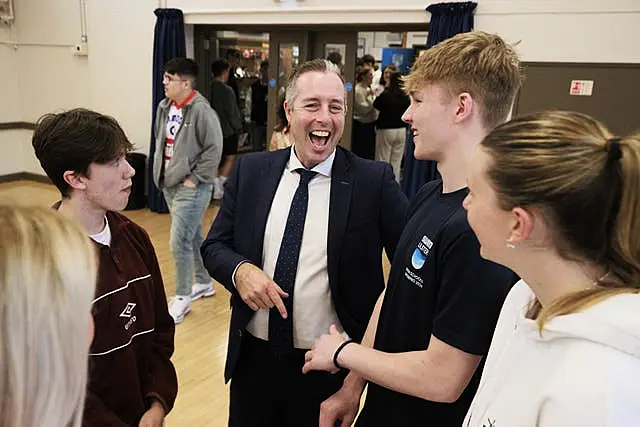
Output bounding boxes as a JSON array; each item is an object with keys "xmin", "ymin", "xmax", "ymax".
[{"xmin": 357, "ymin": 180, "xmax": 517, "ymax": 427}]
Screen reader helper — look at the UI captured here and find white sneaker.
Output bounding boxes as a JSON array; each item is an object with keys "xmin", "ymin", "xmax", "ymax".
[
  {"xmin": 213, "ymin": 178, "xmax": 224, "ymax": 200},
  {"xmin": 191, "ymin": 282, "xmax": 216, "ymax": 301},
  {"xmin": 213, "ymin": 186, "xmax": 224, "ymax": 200},
  {"xmin": 168, "ymin": 296, "xmax": 191, "ymax": 324}
]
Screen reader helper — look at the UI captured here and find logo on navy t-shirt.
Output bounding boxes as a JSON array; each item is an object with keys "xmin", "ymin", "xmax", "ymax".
[
  {"xmin": 405, "ymin": 235, "xmax": 434, "ymax": 288},
  {"xmin": 411, "ymin": 235, "xmax": 433, "ymax": 269}
]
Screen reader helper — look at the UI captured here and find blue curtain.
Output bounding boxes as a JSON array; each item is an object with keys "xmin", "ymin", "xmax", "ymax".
[
  {"xmin": 401, "ymin": 1, "xmax": 477, "ymax": 200},
  {"xmin": 148, "ymin": 8, "xmax": 186, "ymax": 213}
]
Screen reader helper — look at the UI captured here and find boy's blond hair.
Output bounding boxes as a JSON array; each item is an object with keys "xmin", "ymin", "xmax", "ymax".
[{"xmin": 404, "ymin": 31, "xmax": 523, "ymax": 129}]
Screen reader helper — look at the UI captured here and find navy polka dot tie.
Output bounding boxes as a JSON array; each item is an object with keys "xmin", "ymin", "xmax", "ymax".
[{"xmin": 269, "ymin": 168, "xmax": 318, "ymax": 360}]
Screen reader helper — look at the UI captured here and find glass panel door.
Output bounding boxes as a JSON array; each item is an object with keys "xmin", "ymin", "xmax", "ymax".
[
  {"xmin": 267, "ymin": 32, "xmax": 307, "ymax": 150},
  {"xmin": 311, "ymin": 31, "xmax": 358, "ymax": 150}
]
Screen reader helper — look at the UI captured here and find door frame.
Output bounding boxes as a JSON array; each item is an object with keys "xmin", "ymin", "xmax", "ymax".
[
  {"xmin": 267, "ymin": 31, "xmax": 310, "ymax": 148},
  {"xmin": 310, "ymin": 30, "xmax": 358, "ymax": 150},
  {"xmin": 193, "ymin": 24, "xmax": 426, "ymax": 151}
]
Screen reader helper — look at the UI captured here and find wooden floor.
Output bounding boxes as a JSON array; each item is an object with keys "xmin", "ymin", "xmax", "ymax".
[{"xmin": 1, "ymin": 180, "xmax": 388, "ymax": 426}]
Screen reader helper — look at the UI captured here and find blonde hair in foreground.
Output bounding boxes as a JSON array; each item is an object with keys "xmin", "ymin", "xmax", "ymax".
[
  {"xmin": 0, "ymin": 205, "xmax": 97, "ymax": 427},
  {"xmin": 403, "ymin": 30, "xmax": 523, "ymax": 129},
  {"xmin": 481, "ymin": 110, "xmax": 640, "ymax": 330}
]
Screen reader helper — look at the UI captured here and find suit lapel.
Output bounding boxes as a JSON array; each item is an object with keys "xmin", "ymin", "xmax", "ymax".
[
  {"xmin": 253, "ymin": 148, "xmax": 291, "ymax": 265},
  {"xmin": 328, "ymin": 148, "xmax": 353, "ymax": 296}
]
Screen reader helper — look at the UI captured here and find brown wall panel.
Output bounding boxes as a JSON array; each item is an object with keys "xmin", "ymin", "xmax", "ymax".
[{"xmin": 515, "ymin": 62, "xmax": 640, "ymax": 135}]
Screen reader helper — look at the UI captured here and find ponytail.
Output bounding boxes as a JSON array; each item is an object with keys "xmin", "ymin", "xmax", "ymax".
[
  {"xmin": 534, "ymin": 133, "xmax": 640, "ymax": 332},
  {"xmin": 607, "ymin": 134, "xmax": 640, "ymax": 285}
]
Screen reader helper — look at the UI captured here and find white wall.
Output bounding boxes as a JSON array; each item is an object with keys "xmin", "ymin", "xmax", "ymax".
[
  {"xmin": 2, "ymin": 0, "xmax": 639, "ymax": 177},
  {"xmin": 14, "ymin": 0, "xmax": 89, "ymax": 122},
  {"xmin": 1, "ymin": 0, "xmax": 89, "ymax": 176},
  {"xmin": 86, "ymin": 0, "xmax": 157, "ymax": 152},
  {"xmin": 0, "ymin": 131, "xmax": 29, "ymax": 175},
  {"xmin": 23, "ymin": 131, "xmax": 46, "ymax": 175},
  {"xmin": 178, "ymin": 0, "xmax": 640, "ymax": 63},
  {"xmin": 478, "ymin": 12, "xmax": 640, "ymax": 63},
  {"xmin": 0, "ymin": 0, "xmax": 157, "ymax": 176},
  {"xmin": 0, "ymin": 24, "xmax": 21, "ymax": 122},
  {"xmin": 1, "ymin": 23, "xmax": 28, "ymax": 174}
]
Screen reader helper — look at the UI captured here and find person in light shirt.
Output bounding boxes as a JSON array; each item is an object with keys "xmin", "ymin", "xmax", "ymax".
[{"xmin": 462, "ymin": 110, "xmax": 640, "ymax": 426}]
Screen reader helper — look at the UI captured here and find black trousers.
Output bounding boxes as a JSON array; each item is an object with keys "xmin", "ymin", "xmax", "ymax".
[
  {"xmin": 351, "ymin": 120, "xmax": 376, "ymax": 160},
  {"xmin": 229, "ymin": 332, "xmax": 346, "ymax": 427}
]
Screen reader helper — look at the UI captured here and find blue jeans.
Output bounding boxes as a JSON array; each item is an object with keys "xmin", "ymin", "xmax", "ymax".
[{"xmin": 163, "ymin": 183, "xmax": 213, "ymax": 297}]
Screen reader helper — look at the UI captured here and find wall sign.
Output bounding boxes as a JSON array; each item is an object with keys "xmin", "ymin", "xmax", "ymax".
[{"xmin": 569, "ymin": 80, "xmax": 594, "ymax": 96}]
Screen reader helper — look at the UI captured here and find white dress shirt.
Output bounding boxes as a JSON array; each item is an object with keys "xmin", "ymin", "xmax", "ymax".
[{"xmin": 246, "ymin": 147, "xmax": 345, "ymax": 349}]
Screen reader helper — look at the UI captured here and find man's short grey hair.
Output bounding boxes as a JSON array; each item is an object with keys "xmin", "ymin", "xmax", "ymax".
[{"xmin": 285, "ymin": 59, "xmax": 346, "ymax": 106}]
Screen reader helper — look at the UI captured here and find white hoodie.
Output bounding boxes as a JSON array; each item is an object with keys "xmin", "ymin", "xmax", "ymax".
[{"xmin": 464, "ymin": 280, "xmax": 640, "ymax": 427}]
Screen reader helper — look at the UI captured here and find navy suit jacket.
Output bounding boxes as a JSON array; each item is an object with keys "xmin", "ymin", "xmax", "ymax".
[{"xmin": 201, "ymin": 146, "xmax": 408, "ymax": 382}]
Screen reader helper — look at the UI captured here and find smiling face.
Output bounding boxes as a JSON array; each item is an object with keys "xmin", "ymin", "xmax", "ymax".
[
  {"xmin": 401, "ymin": 83, "xmax": 456, "ymax": 162},
  {"xmin": 284, "ymin": 71, "xmax": 346, "ymax": 168},
  {"xmin": 463, "ymin": 146, "xmax": 515, "ymax": 264},
  {"xmin": 383, "ymin": 66, "xmax": 394, "ymax": 85}
]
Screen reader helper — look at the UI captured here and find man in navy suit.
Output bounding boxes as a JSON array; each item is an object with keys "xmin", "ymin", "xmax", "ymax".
[{"xmin": 201, "ymin": 58, "xmax": 408, "ymax": 427}]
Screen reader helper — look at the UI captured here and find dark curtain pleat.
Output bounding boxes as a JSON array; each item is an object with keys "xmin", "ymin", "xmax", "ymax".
[
  {"xmin": 148, "ymin": 8, "xmax": 186, "ymax": 213},
  {"xmin": 401, "ymin": 2, "xmax": 477, "ymax": 200}
]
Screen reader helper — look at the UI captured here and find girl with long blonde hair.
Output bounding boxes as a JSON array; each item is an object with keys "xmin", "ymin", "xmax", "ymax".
[{"xmin": 0, "ymin": 205, "xmax": 96, "ymax": 427}]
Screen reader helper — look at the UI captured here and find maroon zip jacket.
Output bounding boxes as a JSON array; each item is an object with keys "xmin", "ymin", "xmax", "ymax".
[{"xmin": 82, "ymin": 210, "xmax": 178, "ymax": 426}]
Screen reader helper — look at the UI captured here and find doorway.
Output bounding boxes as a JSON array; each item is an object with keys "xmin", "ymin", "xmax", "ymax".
[
  {"xmin": 267, "ymin": 30, "xmax": 358, "ymax": 149},
  {"xmin": 195, "ymin": 24, "xmax": 427, "ymax": 153}
]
